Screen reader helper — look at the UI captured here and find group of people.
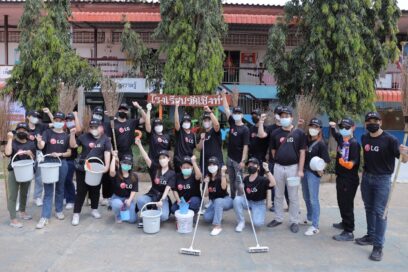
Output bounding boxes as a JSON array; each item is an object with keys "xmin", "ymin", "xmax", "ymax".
[{"xmin": 4, "ymin": 90, "xmax": 408, "ymax": 262}]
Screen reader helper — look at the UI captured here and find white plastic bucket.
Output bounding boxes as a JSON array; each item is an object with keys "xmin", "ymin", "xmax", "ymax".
[
  {"xmin": 310, "ymin": 156, "xmax": 326, "ymax": 171},
  {"xmin": 39, "ymin": 154, "xmax": 62, "ymax": 184},
  {"xmin": 141, "ymin": 202, "xmax": 162, "ymax": 234},
  {"xmin": 175, "ymin": 209, "xmax": 194, "ymax": 234},
  {"xmin": 11, "ymin": 152, "xmax": 34, "ymax": 183},
  {"xmin": 287, "ymin": 176, "xmax": 300, "ymax": 187},
  {"xmin": 84, "ymin": 157, "xmax": 105, "ymax": 186}
]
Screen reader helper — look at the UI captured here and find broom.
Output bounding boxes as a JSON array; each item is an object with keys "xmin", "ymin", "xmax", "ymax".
[
  {"xmin": 0, "ymin": 96, "xmax": 12, "ymax": 201},
  {"xmin": 295, "ymin": 94, "xmax": 319, "ymax": 129},
  {"xmin": 82, "ymin": 106, "xmax": 93, "ymax": 133},
  {"xmin": 101, "ymin": 78, "xmax": 123, "ymax": 151},
  {"xmin": 58, "ymin": 82, "xmax": 78, "ymax": 114}
]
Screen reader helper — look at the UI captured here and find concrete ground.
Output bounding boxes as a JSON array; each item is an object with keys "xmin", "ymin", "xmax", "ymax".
[{"xmin": 1, "ymin": 174, "xmax": 408, "ymax": 272}]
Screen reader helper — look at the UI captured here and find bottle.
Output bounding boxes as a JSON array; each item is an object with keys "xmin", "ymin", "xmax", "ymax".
[{"xmin": 342, "ymin": 138, "xmax": 350, "ymax": 162}]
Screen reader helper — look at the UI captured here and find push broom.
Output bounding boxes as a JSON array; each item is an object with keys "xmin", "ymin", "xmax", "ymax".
[{"xmin": 237, "ymin": 174, "xmax": 269, "ymax": 253}]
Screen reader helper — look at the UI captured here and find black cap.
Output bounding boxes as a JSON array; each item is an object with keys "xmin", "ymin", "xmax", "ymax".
[
  {"xmin": 232, "ymin": 107, "xmax": 243, "ymax": 114},
  {"xmin": 89, "ymin": 120, "xmax": 101, "ymax": 128},
  {"xmin": 120, "ymin": 154, "xmax": 133, "ymax": 164},
  {"xmin": 181, "ymin": 156, "xmax": 193, "ymax": 166},
  {"xmin": 251, "ymin": 109, "xmax": 261, "ymax": 116},
  {"xmin": 93, "ymin": 106, "xmax": 104, "ymax": 115},
  {"xmin": 202, "ymin": 112, "xmax": 212, "ymax": 120},
  {"xmin": 54, "ymin": 111, "xmax": 66, "ymax": 120},
  {"xmin": 158, "ymin": 150, "xmax": 170, "ymax": 158},
  {"xmin": 365, "ymin": 112, "xmax": 381, "ymax": 122},
  {"xmin": 279, "ymin": 106, "xmax": 292, "ymax": 115},
  {"xmin": 274, "ymin": 105, "xmax": 283, "ymax": 114},
  {"xmin": 309, "ymin": 118, "xmax": 323, "ymax": 128},
  {"xmin": 339, "ymin": 117, "xmax": 354, "ymax": 128},
  {"xmin": 118, "ymin": 103, "xmax": 129, "ymax": 111},
  {"xmin": 208, "ymin": 156, "xmax": 219, "ymax": 165},
  {"xmin": 182, "ymin": 114, "xmax": 191, "ymax": 123},
  {"xmin": 27, "ymin": 110, "xmax": 40, "ymax": 118},
  {"xmin": 153, "ymin": 118, "xmax": 163, "ymax": 126},
  {"xmin": 246, "ymin": 157, "xmax": 260, "ymax": 166},
  {"xmin": 16, "ymin": 122, "xmax": 29, "ymax": 131},
  {"xmin": 66, "ymin": 113, "xmax": 75, "ymax": 120}
]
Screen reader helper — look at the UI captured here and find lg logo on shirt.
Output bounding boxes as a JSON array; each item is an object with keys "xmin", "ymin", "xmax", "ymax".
[
  {"xmin": 184, "ymin": 137, "xmax": 194, "ymax": 144},
  {"xmin": 118, "ymin": 127, "xmax": 130, "ymax": 134},
  {"xmin": 177, "ymin": 184, "xmax": 191, "ymax": 191},
  {"xmin": 29, "ymin": 135, "xmax": 35, "ymax": 141},
  {"xmin": 246, "ymin": 187, "xmax": 258, "ymax": 194},
  {"xmin": 251, "ymin": 132, "xmax": 257, "ymax": 138},
  {"xmin": 50, "ymin": 138, "xmax": 64, "ymax": 145},
  {"xmin": 154, "ymin": 177, "xmax": 167, "ymax": 185},
  {"xmin": 89, "ymin": 143, "xmax": 102, "ymax": 149},
  {"xmin": 365, "ymin": 144, "xmax": 380, "ymax": 152},
  {"xmin": 157, "ymin": 137, "xmax": 169, "ymax": 144},
  {"xmin": 230, "ymin": 128, "xmax": 238, "ymax": 137},
  {"xmin": 208, "ymin": 187, "xmax": 216, "ymax": 193}
]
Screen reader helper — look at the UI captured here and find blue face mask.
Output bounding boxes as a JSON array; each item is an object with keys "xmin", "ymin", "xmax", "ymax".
[
  {"xmin": 280, "ymin": 117, "xmax": 292, "ymax": 127},
  {"xmin": 232, "ymin": 114, "xmax": 242, "ymax": 122},
  {"xmin": 339, "ymin": 128, "xmax": 352, "ymax": 137},
  {"xmin": 181, "ymin": 168, "xmax": 193, "ymax": 177},
  {"xmin": 66, "ymin": 121, "xmax": 75, "ymax": 129},
  {"xmin": 53, "ymin": 122, "xmax": 65, "ymax": 129},
  {"xmin": 121, "ymin": 164, "xmax": 132, "ymax": 172}
]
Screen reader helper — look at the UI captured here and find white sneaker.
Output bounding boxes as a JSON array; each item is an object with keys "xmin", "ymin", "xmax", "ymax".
[
  {"xmin": 91, "ymin": 209, "xmax": 101, "ymax": 219},
  {"xmin": 55, "ymin": 212, "xmax": 65, "ymax": 220},
  {"xmin": 10, "ymin": 221, "xmax": 23, "ymax": 228},
  {"xmin": 72, "ymin": 214, "xmax": 80, "ymax": 226},
  {"xmin": 235, "ymin": 221, "xmax": 245, "ymax": 232},
  {"xmin": 210, "ymin": 227, "xmax": 223, "ymax": 236},
  {"xmin": 36, "ymin": 218, "xmax": 49, "ymax": 229},
  {"xmin": 100, "ymin": 198, "xmax": 109, "ymax": 206},
  {"xmin": 65, "ymin": 203, "xmax": 74, "ymax": 210},
  {"xmin": 35, "ymin": 198, "xmax": 43, "ymax": 207},
  {"xmin": 305, "ymin": 226, "xmax": 320, "ymax": 236}
]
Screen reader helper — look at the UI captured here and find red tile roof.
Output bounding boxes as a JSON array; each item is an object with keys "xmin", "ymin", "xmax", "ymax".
[{"xmin": 376, "ymin": 90, "xmax": 402, "ymax": 102}]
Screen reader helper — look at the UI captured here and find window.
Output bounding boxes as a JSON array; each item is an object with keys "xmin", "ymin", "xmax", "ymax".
[
  {"xmin": 222, "ymin": 33, "xmax": 268, "ymax": 46},
  {"xmin": 112, "ymin": 31, "xmax": 158, "ymax": 44},
  {"xmin": 73, "ymin": 31, "xmax": 105, "ymax": 44},
  {"xmin": 0, "ymin": 31, "xmax": 21, "ymax": 43}
]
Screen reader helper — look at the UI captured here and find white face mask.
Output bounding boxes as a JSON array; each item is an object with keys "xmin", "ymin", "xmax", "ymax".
[
  {"xmin": 208, "ymin": 165, "xmax": 218, "ymax": 174},
  {"xmin": 182, "ymin": 122, "xmax": 191, "ymax": 130},
  {"xmin": 90, "ymin": 129, "xmax": 100, "ymax": 138},
  {"xmin": 232, "ymin": 114, "xmax": 242, "ymax": 122},
  {"xmin": 154, "ymin": 125, "xmax": 163, "ymax": 134},
  {"xmin": 203, "ymin": 121, "xmax": 212, "ymax": 129},
  {"xmin": 29, "ymin": 116, "xmax": 39, "ymax": 125},
  {"xmin": 309, "ymin": 128, "xmax": 320, "ymax": 137},
  {"xmin": 159, "ymin": 158, "xmax": 169, "ymax": 168}
]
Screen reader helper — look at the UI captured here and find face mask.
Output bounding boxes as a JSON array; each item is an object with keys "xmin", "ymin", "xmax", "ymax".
[
  {"xmin": 66, "ymin": 121, "xmax": 75, "ymax": 129},
  {"xmin": 159, "ymin": 158, "xmax": 169, "ymax": 167},
  {"xmin": 182, "ymin": 122, "xmax": 191, "ymax": 130},
  {"xmin": 90, "ymin": 129, "xmax": 100, "ymax": 138},
  {"xmin": 181, "ymin": 168, "xmax": 193, "ymax": 177},
  {"xmin": 274, "ymin": 114, "xmax": 281, "ymax": 121},
  {"xmin": 339, "ymin": 128, "xmax": 352, "ymax": 137},
  {"xmin": 208, "ymin": 165, "xmax": 218, "ymax": 174},
  {"xmin": 121, "ymin": 164, "xmax": 132, "ymax": 171},
  {"xmin": 29, "ymin": 116, "xmax": 39, "ymax": 125},
  {"xmin": 252, "ymin": 116, "xmax": 259, "ymax": 123},
  {"xmin": 309, "ymin": 128, "xmax": 320, "ymax": 137},
  {"xmin": 232, "ymin": 114, "xmax": 242, "ymax": 122},
  {"xmin": 154, "ymin": 125, "xmax": 163, "ymax": 134},
  {"xmin": 16, "ymin": 132, "xmax": 28, "ymax": 140},
  {"xmin": 280, "ymin": 117, "xmax": 292, "ymax": 127},
  {"xmin": 366, "ymin": 123, "xmax": 380, "ymax": 133},
  {"xmin": 53, "ymin": 122, "xmax": 65, "ymax": 129},
  {"xmin": 248, "ymin": 166, "xmax": 258, "ymax": 174},
  {"xmin": 93, "ymin": 114, "xmax": 103, "ymax": 121},
  {"xmin": 118, "ymin": 111, "xmax": 127, "ymax": 119},
  {"xmin": 203, "ymin": 121, "xmax": 212, "ymax": 129}
]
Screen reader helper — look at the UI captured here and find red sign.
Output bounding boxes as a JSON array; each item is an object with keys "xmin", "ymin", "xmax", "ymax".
[
  {"xmin": 147, "ymin": 94, "xmax": 232, "ymax": 107},
  {"xmin": 240, "ymin": 53, "xmax": 257, "ymax": 64}
]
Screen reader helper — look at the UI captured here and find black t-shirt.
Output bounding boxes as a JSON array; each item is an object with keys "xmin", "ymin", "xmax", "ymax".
[
  {"xmin": 362, "ymin": 131, "xmax": 400, "ymax": 175},
  {"xmin": 248, "ymin": 124, "xmax": 269, "ymax": 161},
  {"xmin": 244, "ymin": 175, "xmax": 269, "ymax": 201},
  {"xmin": 174, "ymin": 129, "xmax": 196, "ymax": 164},
  {"xmin": 148, "ymin": 132, "xmax": 171, "ymax": 163},
  {"xmin": 114, "ymin": 119, "xmax": 139, "ymax": 154},
  {"xmin": 200, "ymin": 128, "xmax": 224, "ymax": 167},
  {"xmin": 7, "ymin": 140, "xmax": 37, "ymax": 171},
  {"xmin": 207, "ymin": 177, "xmax": 228, "ymax": 200},
  {"xmin": 148, "ymin": 162, "xmax": 176, "ymax": 196},
  {"xmin": 102, "ymin": 118, "xmax": 112, "ymax": 139},
  {"xmin": 173, "ymin": 173, "xmax": 201, "ymax": 201},
  {"xmin": 270, "ymin": 127, "xmax": 307, "ymax": 166},
  {"xmin": 76, "ymin": 133, "xmax": 112, "ymax": 161},
  {"xmin": 305, "ymin": 139, "xmax": 331, "ymax": 177},
  {"xmin": 330, "ymin": 128, "xmax": 360, "ymax": 177},
  {"xmin": 112, "ymin": 172, "xmax": 138, "ymax": 198},
  {"xmin": 27, "ymin": 123, "xmax": 48, "ymax": 143},
  {"xmin": 227, "ymin": 116, "xmax": 250, "ymax": 162},
  {"xmin": 42, "ymin": 129, "xmax": 70, "ymax": 155}
]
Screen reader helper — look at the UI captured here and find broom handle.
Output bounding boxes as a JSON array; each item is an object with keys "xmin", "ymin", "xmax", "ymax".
[
  {"xmin": 110, "ymin": 119, "xmax": 118, "ymax": 151},
  {"xmin": 383, "ymin": 131, "xmax": 408, "ymax": 219}
]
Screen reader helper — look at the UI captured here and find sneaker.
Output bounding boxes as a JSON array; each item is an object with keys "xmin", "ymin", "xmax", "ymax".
[
  {"xmin": 55, "ymin": 212, "xmax": 65, "ymax": 220},
  {"xmin": 235, "ymin": 221, "xmax": 245, "ymax": 232},
  {"xmin": 137, "ymin": 221, "xmax": 144, "ymax": 228},
  {"xmin": 305, "ymin": 226, "xmax": 319, "ymax": 236},
  {"xmin": 10, "ymin": 221, "xmax": 23, "ymax": 228},
  {"xmin": 355, "ymin": 235, "xmax": 374, "ymax": 246},
  {"xmin": 267, "ymin": 220, "xmax": 282, "ymax": 228},
  {"xmin": 36, "ymin": 218, "xmax": 49, "ymax": 229},
  {"xmin": 35, "ymin": 198, "xmax": 43, "ymax": 207},
  {"xmin": 100, "ymin": 198, "xmax": 109, "ymax": 206},
  {"xmin": 332, "ymin": 222, "xmax": 344, "ymax": 230},
  {"xmin": 210, "ymin": 227, "xmax": 223, "ymax": 236},
  {"xmin": 91, "ymin": 209, "xmax": 101, "ymax": 219},
  {"xmin": 269, "ymin": 206, "xmax": 275, "ymax": 212},
  {"xmin": 115, "ymin": 218, "xmax": 123, "ymax": 224},
  {"xmin": 19, "ymin": 213, "xmax": 32, "ymax": 220},
  {"xmin": 290, "ymin": 223, "xmax": 299, "ymax": 233},
  {"xmin": 72, "ymin": 214, "xmax": 80, "ymax": 226},
  {"xmin": 302, "ymin": 219, "xmax": 312, "ymax": 225},
  {"xmin": 65, "ymin": 203, "xmax": 74, "ymax": 210},
  {"xmin": 369, "ymin": 246, "xmax": 383, "ymax": 261},
  {"xmin": 333, "ymin": 231, "xmax": 354, "ymax": 241}
]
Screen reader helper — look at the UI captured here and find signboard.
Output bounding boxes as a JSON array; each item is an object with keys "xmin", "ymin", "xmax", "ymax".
[
  {"xmin": 113, "ymin": 78, "xmax": 153, "ymax": 93},
  {"xmin": 0, "ymin": 66, "xmax": 13, "ymax": 80},
  {"xmin": 375, "ymin": 74, "xmax": 393, "ymax": 89},
  {"xmin": 147, "ymin": 94, "xmax": 232, "ymax": 107},
  {"xmin": 240, "ymin": 53, "xmax": 256, "ymax": 64}
]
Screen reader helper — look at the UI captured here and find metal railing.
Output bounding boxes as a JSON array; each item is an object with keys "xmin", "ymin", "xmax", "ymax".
[{"xmin": 222, "ymin": 66, "xmax": 276, "ymax": 85}]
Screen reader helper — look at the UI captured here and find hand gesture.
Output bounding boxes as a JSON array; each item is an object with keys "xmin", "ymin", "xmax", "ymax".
[
  {"xmin": 35, "ymin": 134, "xmax": 42, "ymax": 142},
  {"xmin": 7, "ymin": 131, "xmax": 14, "ymax": 140},
  {"xmin": 221, "ymin": 165, "xmax": 227, "ymax": 174},
  {"xmin": 191, "ymin": 155, "xmax": 197, "ymax": 162},
  {"xmin": 51, "ymin": 152, "xmax": 60, "ymax": 158},
  {"xmin": 124, "ymin": 199, "xmax": 132, "ymax": 208},
  {"xmin": 260, "ymin": 114, "xmax": 267, "ymax": 123},
  {"xmin": 204, "ymin": 176, "xmax": 210, "ymax": 183},
  {"xmin": 135, "ymin": 138, "xmax": 142, "ymax": 146},
  {"xmin": 73, "ymin": 111, "xmax": 78, "ymax": 116},
  {"xmin": 297, "ymin": 118, "xmax": 305, "ymax": 126},
  {"xmin": 239, "ymin": 161, "xmax": 245, "ymax": 170},
  {"xmin": 329, "ymin": 121, "xmax": 337, "ymax": 128},
  {"xmin": 175, "ymin": 100, "xmax": 180, "ymax": 108},
  {"xmin": 262, "ymin": 162, "xmax": 269, "ymax": 172},
  {"xmin": 70, "ymin": 128, "xmax": 76, "ymax": 135},
  {"xmin": 112, "ymin": 150, "xmax": 118, "ymax": 158},
  {"xmin": 43, "ymin": 108, "xmax": 50, "ymax": 114},
  {"xmin": 203, "ymin": 106, "xmax": 212, "ymax": 113},
  {"xmin": 200, "ymin": 133, "xmax": 206, "ymax": 140},
  {"xmin": 132, "ymin": 101, "xmax": 141, "ymax": 109},
  {"xmin": 156, "ymin": 200, "xmax": 163, "ymax": 208},
  {"xmin": 146, "ymin": 103, "xmax": 152, "ymax": 111},
  {"xmin": 221, "ymin": 89, "xmax": 228, "ymax": 96}
]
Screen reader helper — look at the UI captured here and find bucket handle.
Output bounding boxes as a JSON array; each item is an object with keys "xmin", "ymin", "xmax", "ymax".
[
  {"xmin": 141, "ymin": 202, "xmax": 163, "ymax": 217},
  {"xmin": 11, "ymin": 151, "xmax": 34, "ymax": 168},
  {"xmin": 39, "ymin": 154, "xmax": 62, "ymax": 167},
  {"xmin": 85, "ymin": 157, "xmax": 106, "ymax": 174}
]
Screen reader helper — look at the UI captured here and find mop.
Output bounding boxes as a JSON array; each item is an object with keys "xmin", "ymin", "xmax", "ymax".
[{"xmin": 237, "ymin": 174, "xmax": 269, "ymax": 253}]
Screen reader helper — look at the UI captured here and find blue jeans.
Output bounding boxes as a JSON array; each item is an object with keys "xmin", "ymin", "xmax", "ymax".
[
  {"xmin": 136, "ymin": 194, "xmax": 170, "ymax": 222},
  {"xmin": 41, "ymin": 160, "xmax": 68, "ymax": 219},
  {"xmin": 227, "ymin": 158, "xmax": 243, "ymax": 199},
  {"xmin": 110, "ymin": 194, "xmax": 137, "ymax": 223},
  {"xmin": 233, "ymin": 196, "xmax": 266, "ymax": 227},
  {"xmin": 171, "ymin": 196, "xmax": 201, "ymax": 214},
  {"xmin": 33, "ymin": 164, "xmax": 43, "ymax": 199},
  {"xmin": 361, "ymin": 173, "xmax": 391, "ymax": 247},
  {"xmin": 64, "ymin": 160, "xmax": 76, "ymax": 204},
  {"xmin": 204, "ymin": 196, "xmax": 233, "ymax": 226},
  {"xmin": 302, "ymin": 170, "xmax": 321, "ymax": 228}
]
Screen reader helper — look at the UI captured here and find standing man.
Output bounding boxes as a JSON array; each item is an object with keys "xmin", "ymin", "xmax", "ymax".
[
  {"xmin": 267, "ymin": 106, "xmax": 306, "ymax": 233},
  {"xmin": 355, "ymin": 112, "xmax": 408, "ymax": 261},
  {"xmin": 222, "ymin": 90, "xmax": 250, "ymax": 199}
]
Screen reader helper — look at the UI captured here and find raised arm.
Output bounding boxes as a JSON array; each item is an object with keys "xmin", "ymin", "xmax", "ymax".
[
  {"xmin": 174, "ymin": 101, "xmax": 181, "ymax": 131},
  {"xmin": 69, "ymin": 128, "xmax": 78, "ymax": 149},
  {"xmin": 73, "ymin": 111, "xmax": 82, "ymax": 134},
  {"xmin": 257, "ymin": 114, "xmax": 268, "ymax": 138},
  {"xmin": 4, "ymin": 132, "xmax": 13, "ymax": 156},
  {"xmin": 221, "ymin": 89, "xmax": 231, "ymax": 119},
  {"xmin": 133, "ymin": 101, "xmax": 147, "ymax": 125},
  {"xmin": 43, "ymin": 107, "xmax": 54, "ymax": 124},
  {"xmin": 135, "ymin": 138, "xmax": 152, "ymax": 168},
  {"xmin": 263, "ymin": 162, "xmax": 276, "ymax": 187},
  {"xmin": 145, "ymin": 103, "xmax": 152, "ymax": 133}
]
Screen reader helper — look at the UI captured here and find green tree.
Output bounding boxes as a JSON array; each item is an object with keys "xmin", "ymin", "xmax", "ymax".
[{"xmin": 265, "ymin": 0, "xmax": 400, "ymax": 120}]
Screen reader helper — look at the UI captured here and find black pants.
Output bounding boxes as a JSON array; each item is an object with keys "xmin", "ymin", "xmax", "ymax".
[
  {"xmin": 101, "ymin": 173, "xmax": 113, "ymax": 199},
  {"xmin": 74, "ymin": 170, "xmax": 101, "ymax": 213},
  {"xmin": 336, "ymin": 175, "xmax": 359, "ymax": 233}
]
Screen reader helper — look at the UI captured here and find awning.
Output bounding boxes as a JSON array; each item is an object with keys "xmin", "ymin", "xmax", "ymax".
[
  {"xmin": 376, "ymin": 90, "xmax": 402, "ymax": 102},
  {"xmin": 224, "ymin": 84, "xmax": 278, "ymax": 100}
]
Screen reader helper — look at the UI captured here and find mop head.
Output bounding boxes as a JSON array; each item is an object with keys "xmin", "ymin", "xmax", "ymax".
[
  {"xmin": 248, "ymin": 246, "xmax": 269, "ymax": 253},
  {"xmin": 180, "ymin": 247, "xmax": 201, "ymax": 256}
]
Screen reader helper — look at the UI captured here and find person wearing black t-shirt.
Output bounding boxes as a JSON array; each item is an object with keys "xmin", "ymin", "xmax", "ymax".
[
  {"xmin": 109, "ymin": 152, "xmax": 138, "ymax": 224},
  {"xmin": 233, "ymin": 158, "xmax": 276, "ymax": 232},
  {"xmin": 36, "ymin": 112, "xmax": 72, "ymax": 229},
  {"xmin": 69, "ymin": 120, "xmax": 112, "ymax": 226},
  {"xmin": 203, "ymin": 157, "xmax": 233, "ymax": 236},
  {"xmin": 171, "ymin": 155, "xmax": 202, "ymax": 214},
  {"xmin": 92, "ymin": 106, "xmax": 112, "ymax": 139},
  {"xmin": 301, "ymin": 118, "xmax": 331, "ymax": 236},
  {"xmin": 355, "ymin": 112, "xmax": 408, "ymax": 261},
  {"xmin": 136, "ymin": 139, "xmax": 175, "ymax": 222},
  {"xmin": 329, "ymin": 117, "xmax": 361, "ymax": 242},
  {"xmin": 267, "ymin": 106, "xmax": 307, "ymax": 234},
  {"xmin": 173, "ymin": 102, "xmax": 197, "ymax": 173},
  {"xmin": 5, "ymin": 122, "xmax": 36, "ymax": 228}
]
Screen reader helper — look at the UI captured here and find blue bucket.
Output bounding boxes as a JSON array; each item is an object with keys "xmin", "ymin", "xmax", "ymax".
[
  {"xmin": 179, "ymin": 197, "xmax": 190, "ymax": 214},
  {"xmin": 120, "ymin": 209, "xmax": 130, "ymax": 221}
]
